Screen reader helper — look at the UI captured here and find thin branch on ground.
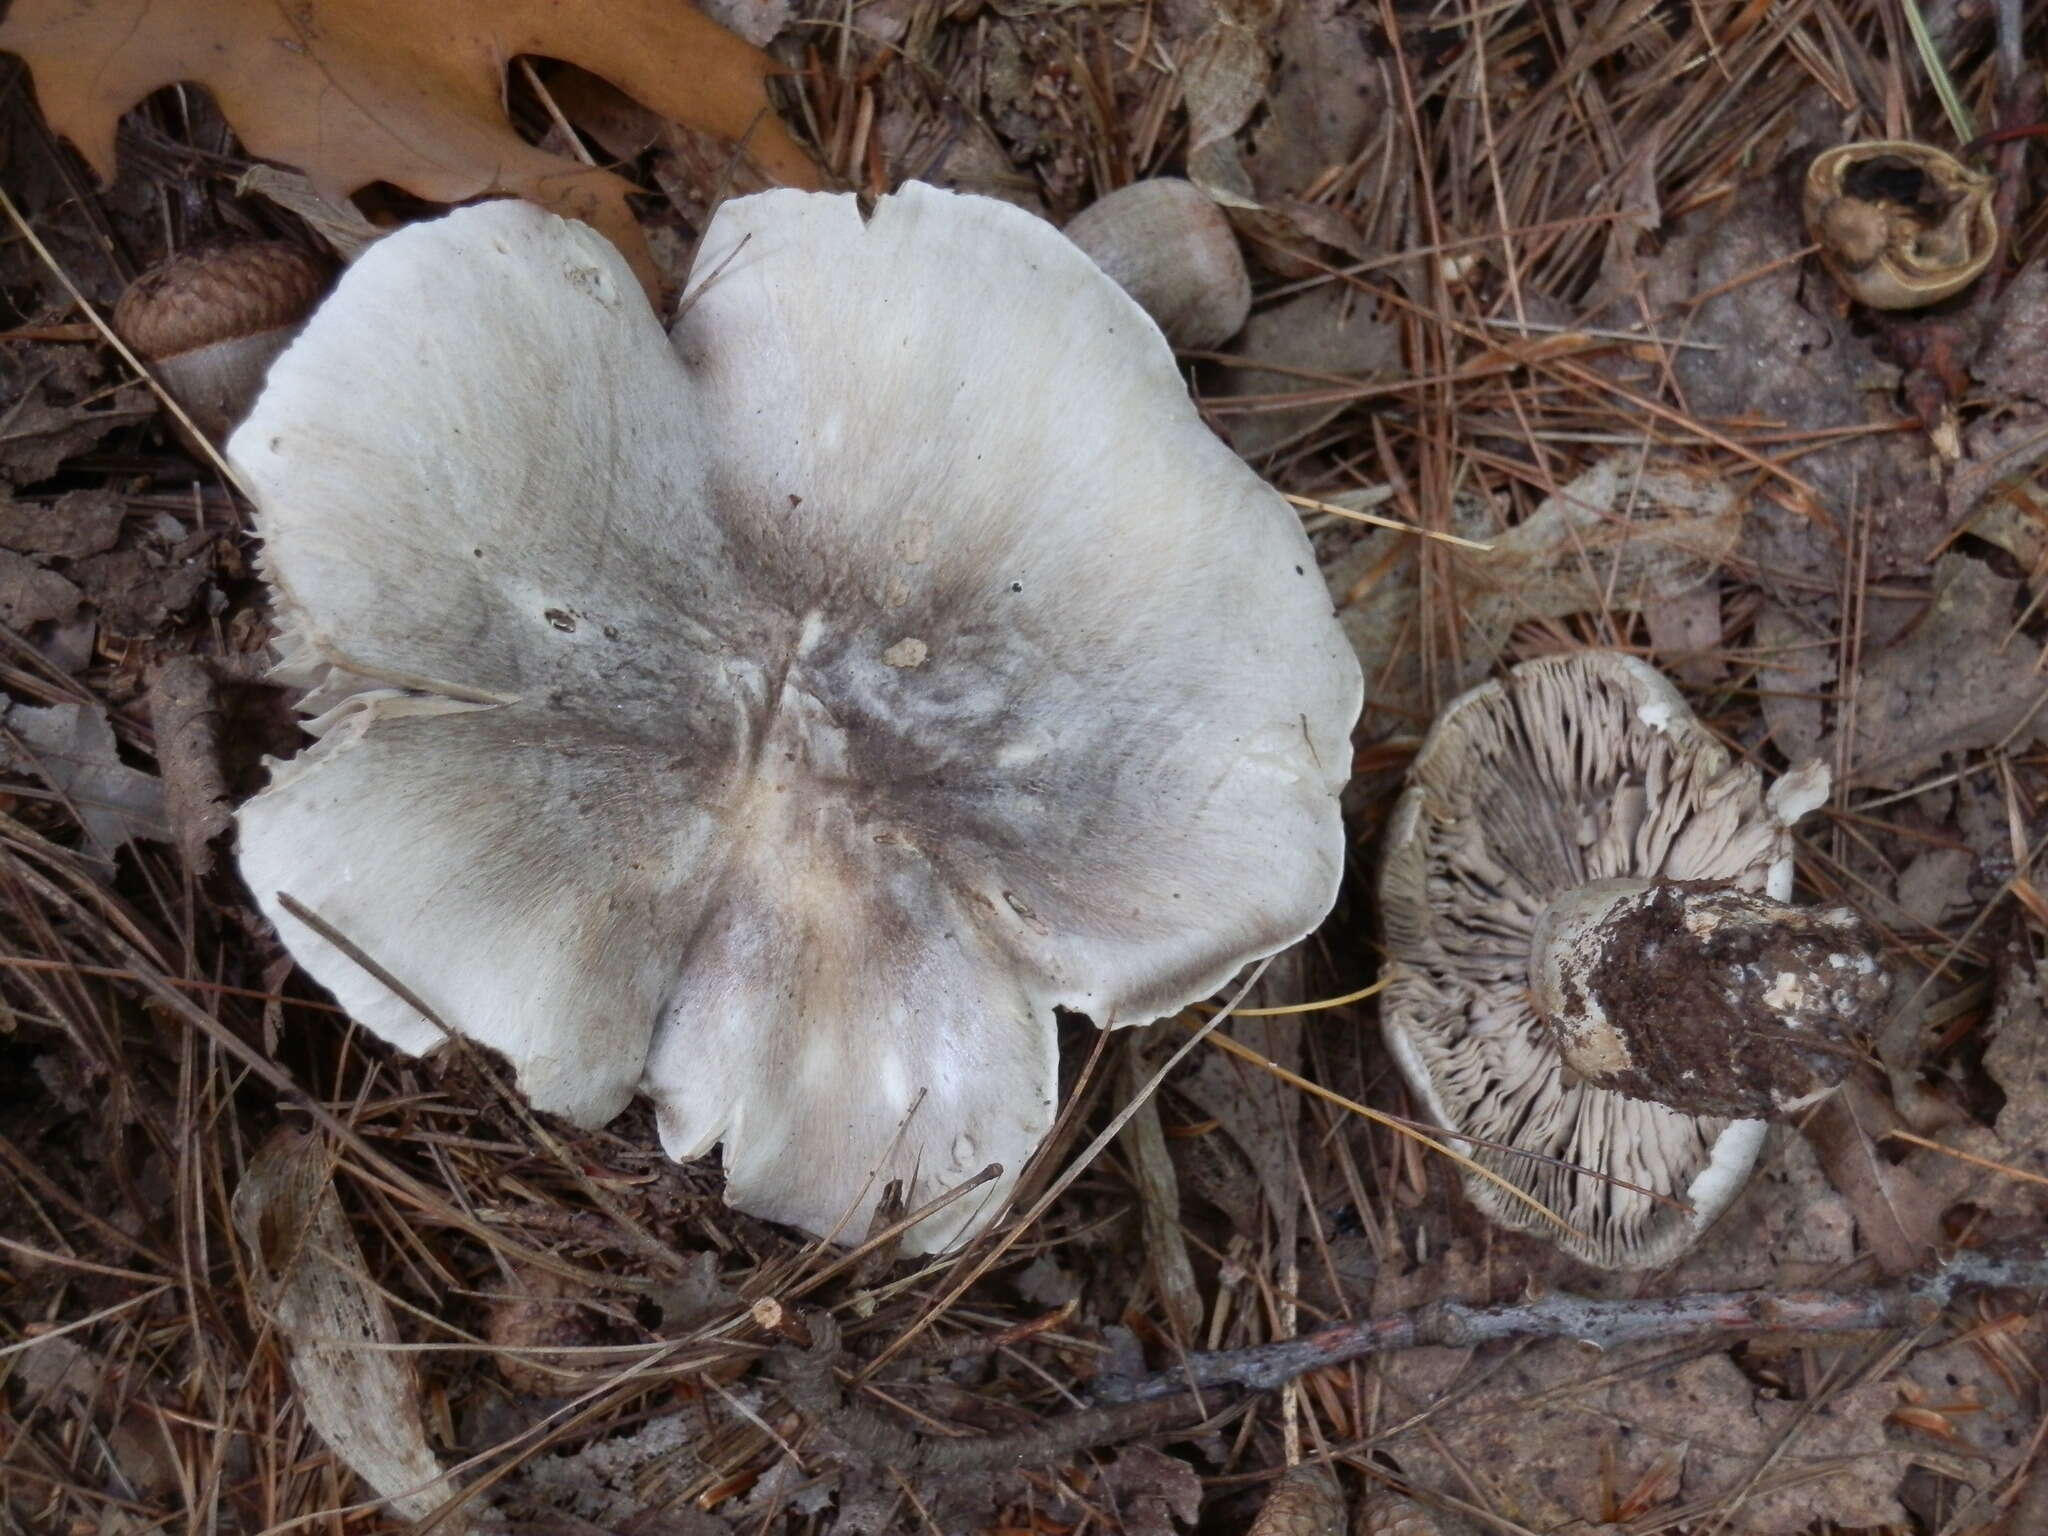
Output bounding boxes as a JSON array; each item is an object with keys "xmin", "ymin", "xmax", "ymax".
[{"xmin": 1100, "ymin": 1239, "xmax": 2048, "ymax": 1404}]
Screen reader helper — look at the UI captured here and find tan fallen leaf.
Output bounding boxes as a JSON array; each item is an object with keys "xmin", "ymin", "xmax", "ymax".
[
  {"xmin": 1803, "ymin": 1077, "xmax": 1948, "ymax": 1277},
  {"xmin": 0, "ymin": 0, "xmax": 818, "ymax": 296},
  {"xmin": 232, "ymin": 1128, "xmax": 464, "ymax": 1527}
]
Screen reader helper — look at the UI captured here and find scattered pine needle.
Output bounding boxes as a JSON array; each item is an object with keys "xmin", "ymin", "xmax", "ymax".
[
  {"xmin": 0, "ymin": 184, "xmax": 250, "ymax": 496},
  {"xmin": 1181, "ymin": 1014, "xmax": 1586, "ymax": 1241},
  {"xmin": 1887, "ymin": 1127, "xmax": 2048, "ymax": 1190},
  {"xmin": 1281, "ymin": 492, "xmax": 1495, "ymax": 551},
  {"xmin": 1194, "ymin": 978, "xmax": 1389, "ymax": 1017}
]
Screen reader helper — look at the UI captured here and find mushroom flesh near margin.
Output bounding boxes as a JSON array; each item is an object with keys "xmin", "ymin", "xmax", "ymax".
[
  {"xmin": 1379, "ymin": 652, "xmax": 1887, "ymax": 1270},
  {"xmin": 229, "ymin": 187, "xmax": 1361, "ymax": 1254}
]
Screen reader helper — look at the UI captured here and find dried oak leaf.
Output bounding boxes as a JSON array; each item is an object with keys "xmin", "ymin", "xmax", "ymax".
[
  {"xmin": 1824, "ymin": 553, "xmax": 2048, "ymax": 789},
  {"xmin": 1381, "ymin": 1341, "xmax": 1909, "ymax": 1534},
  {"xmin": 0, "ymin": 376, "xmax": 152, "ymax": 487},
  {"xmin": 0, "ymin": 0, "xmax": 818, "ymax": 297},
  {"xmin": 0, "ymin": 488, "xmax": 125, "ymax": 559},
  {"xmin": 1802, "ymin": 1077, "xmax": 1947, "ymax": 1277},
  {"xmin": 0, "ymin": 549, "xmax": 81, "ymax": 629},
  {"xmin": 0, "ymin": 698, "xmax": 167, "ymax": 862}
]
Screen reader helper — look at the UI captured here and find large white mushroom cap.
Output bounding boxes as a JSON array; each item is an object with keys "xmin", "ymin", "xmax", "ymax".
[
  {"xmin": 1378, "ymin": 652, "xmax": 1816, "ymax": 1270},
  {"xmin": 229, "ymin": 185, "xmax": 1360, "ymax": 1253}
]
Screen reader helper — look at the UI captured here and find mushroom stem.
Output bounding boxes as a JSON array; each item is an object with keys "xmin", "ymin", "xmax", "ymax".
[{"xmin": 1529, "ymin": 877, "xmax": 1888, "ymax": 1120}]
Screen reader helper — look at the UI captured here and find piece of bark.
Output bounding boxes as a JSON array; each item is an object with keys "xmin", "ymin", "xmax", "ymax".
[{"xmin": 147, "ymin": 656, "xmax": 232, "ymax": 873}]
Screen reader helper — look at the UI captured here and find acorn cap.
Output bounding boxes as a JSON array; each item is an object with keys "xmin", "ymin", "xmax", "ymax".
[{"xmin": 114, "ymin": 241, "xmax": 331, "ymax": 361}]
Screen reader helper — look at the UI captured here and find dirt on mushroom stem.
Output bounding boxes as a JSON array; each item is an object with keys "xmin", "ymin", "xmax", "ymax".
[{"xmin": 1534, "ymin": 877, "xmax": 1890, "ymax": 1121}]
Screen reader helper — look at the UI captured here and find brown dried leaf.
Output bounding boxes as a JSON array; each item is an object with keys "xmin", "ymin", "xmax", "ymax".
[
  {"xmin": 1096, "ymin": 1445, "xmax": 1202, "ymax": 1536},
  {"xmin": 0, "ymin": 488, "xmax": 124, "ymax": 558},
  {"xmin": 0, "ymin": 548, "xmax": 81, "ymax": 628},
  {"xmin": 1987, "ymin": 948, "xmax": 2048, "ymax": 1165},
  {"xmin": 1244, "ymin": 0, "xmax": 1382, "ymax": 204},
  {"xmin": 1826, "ymin": 554, "xmax": 2048, "ymax": 789},
  {"xmin": 0, "ymin": 379, "xmax": 152, "ymax": 487},
  {"xmin": 0, "ymin": 698, "xmax": 166, "ymax": 861},
  {"xmin": 1180, "ymin": 0, "xmax": 1278, "ymax": 209},
  {"xmin": 1120, "ymin": 1035, "xmax": 1203, "ymax": 1339},
  {"xmin": 1895, "ymin": 1318, "xmax": 2043, "ymax": 1483},
  {"xmin": 1217, "ymin": 283, "xmax": 1398, "ymax": 458},
  {"xmin": 0, "ymin": 0, "xmax": 817, "ymax": 298},
  {"xmin": 1802, "ymin": 1079, "xmax": 1947, "ymax": 1276},
  {"xmin": 70, "ymin": 541, "xmax": 210, "ymax": 636},
  {"xmin": 230, "ymin": 1128, "xmax": 464, "ymax": 1526},
  {"xmin": 1754, "ymin": 601, "xmax": 1832, "ymax": 764},
  {"xmin": 1972, "ymin": 261, "xmax": 2048, "ymax": 407},
  {"xmin": 1626, "ymin": 197, "xmax": 1940, "ymax": 582},
  {"xmin": 1326, "ymin": 456, "xmax": 1743, "ymax": 744},
  {"xmin": 146, "ymin": 657, "xmax": 231, "ymax": 873},
  {"xmin": 1667, "ymin": 1132, "xmax": 1856, "ymax": 1293},
  {"xmin": 1382, "ymin": 1343, "xmax": 1908, "ymax": 1534}
]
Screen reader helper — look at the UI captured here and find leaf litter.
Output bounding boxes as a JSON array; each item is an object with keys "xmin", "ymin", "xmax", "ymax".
[{"xmin": 5, "ymin": 1, "xmax": 2048, "ymax": 1534}]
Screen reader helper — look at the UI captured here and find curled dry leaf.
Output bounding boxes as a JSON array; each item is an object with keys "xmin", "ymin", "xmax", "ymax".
[
  {"xmin": 1803, "ymin": 141, "xmax": 1997, "ymax": 310},
  {"xmin": 0, "ymin": 698, "xmax": 167, "ymax": 863},
  {"xmin": 1325, "ymin": 456, "xmax": 1742, "ymax": 747},
  {"xmin": 146, "ymin": 657, "xmax": 233, "ymax": 874},
  {"xmin": 0, "ymin": 0, "xmax": 818, "ymax": 299},
  {"xmin": 1802, "ymin": 1077, "xmax": 1947, "ymax": 1277},
  {"xmin": 1825, "ymin": 553, "xmax": 2048, "ymax": 790},
  {"xmin": 1118, "ymin": 1034, "xmax": 1204, "ymax": 1340},
  {"xmin": 230, "ymin": 1128, "xmax": 464, "ymax": 1527},
  {"xmin": 1180, "ymin": 0, "xmax": 1280, "ymax": 209}
]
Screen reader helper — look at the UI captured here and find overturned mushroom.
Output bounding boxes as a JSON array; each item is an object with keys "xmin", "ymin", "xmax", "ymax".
[
  {"xmin": 1803, "ymin": 141, "xmax": 1996, "ymax": 310},
  {"xmin": 1379, "ymin": 652, "xmax": 1886, "ymax": 1269},
  {"xmin": 230, "ymin": 186, "xmax": 1361, "ymax": 1254}
]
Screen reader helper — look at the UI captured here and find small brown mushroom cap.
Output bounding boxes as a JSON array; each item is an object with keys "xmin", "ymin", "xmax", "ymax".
[
  {"xmin": 1802, "ymin": 141, "xmax": 1996, "ymax": 310},
  {"xmin": 1063, "ymin": 179, "xmax": 1251, "ymax": 350},
  {"xmin": 115, "ymin": 241, "xmax": 331, "ymax": 441}
]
